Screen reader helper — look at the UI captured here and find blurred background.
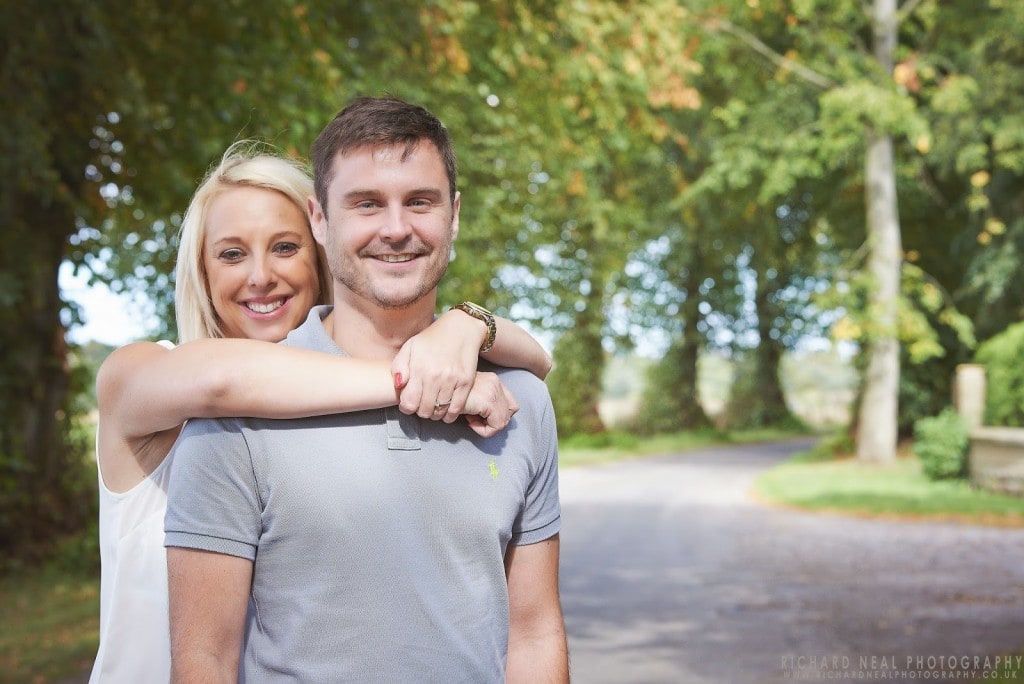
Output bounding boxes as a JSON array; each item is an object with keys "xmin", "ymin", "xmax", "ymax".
[{"xmin": 3, "ymin": 0, "xmax": 1024, "ymax": 679}]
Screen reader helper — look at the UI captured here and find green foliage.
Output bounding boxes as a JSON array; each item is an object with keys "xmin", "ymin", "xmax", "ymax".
[
  {"xmin": 975, "ymin": 321, "xmax": 1024, "ymax": 427},
  {"xmin": 560, "ymin": 430, "xmax": 639, "ymax": 451},
  {"xmin": 822, "ymin": 261, "xmax": 975, "ymax": 364},
  {"xmin": 632, "ymin": 339, "xmax": 710, "ymax": 435},
  {"xmin": 6, "ymin": 0, "xmax": 1024, "ymax": 556},
  {"xmin": 0, "ymin": 0, "xmax": 325, "ymax": 560},
  {"xmin": 0, "ymin": 347, "xmax": 98, "ymax": 564},
  {"xmin": 548, "ymin": 319, "xmax": 607, "ymax": 437},
  {"xmin": 913, "ymin": 408, "xmax": 969, "ymax": 480},
  {"xmin": 897, "ymin": 308, "xmax": 976, "ymax": 438},
  {"xmin": 899, "ymin": 359, "xmax": 950, "ymax": 438},
  {"xmin": 819, "ymin": 80, "xmax": 927, "ymax": 153},
  {"xmin": 724, "ymin": 353, "xmax": 805, "ymax": 431},
  {"xmin": 800, "ymin": 430, "xmax": 856, "ymax": 462}
]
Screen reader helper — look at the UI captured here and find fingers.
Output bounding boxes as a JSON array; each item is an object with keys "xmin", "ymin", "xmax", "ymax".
[
  {"xmin": 398, "ymin": 370, "xmax": 473, "ymax": 420},
  {"xmin": 465, "ymin": 415, "xmax": 502, "ymax": 438},
  {"xmin": 462, "ymin": 373, "xmax": 518, "ymax": 435},
  {"xmin": 395, "ymin": 315, "xmax": 481, "ymax": 419},
  {"xmin": 398, "ymin": 366, "xmax": 520, "ymax": 436},
  {"xmin": 391, "ymin": 344, "xmax": 411, "ymax": 390},
  {"xmin": 439, "ymin": 379, "xmax": 472, "ymax": 423}
]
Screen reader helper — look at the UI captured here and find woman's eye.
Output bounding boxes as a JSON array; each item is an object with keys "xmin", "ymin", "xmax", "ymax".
[
  {"xmin": 218, "ymin": 248, "xmax": 244, "ymax": 261},
  {"xmin": 274, "ymin": 242, "xmax": 300, "ymax": 255}
]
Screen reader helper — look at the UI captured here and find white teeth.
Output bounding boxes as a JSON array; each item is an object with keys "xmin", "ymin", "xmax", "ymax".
[
  {"xmin": 378, "ymin": 254, "xmax": 414, "ymax": 263},
  {"xmin": 246, "ymin": 300, "xmax": 284, "ymax": 314}
]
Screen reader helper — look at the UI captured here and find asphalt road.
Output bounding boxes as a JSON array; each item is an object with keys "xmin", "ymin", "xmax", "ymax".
[{"xmin": 558, "ymin": 439, "xmax": 1024, "ymax": 684}]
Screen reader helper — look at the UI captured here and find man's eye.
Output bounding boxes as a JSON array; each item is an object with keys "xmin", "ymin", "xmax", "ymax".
[{"xmin": 357, "ymin": 200, "xmax": 378, "ymax": 210}]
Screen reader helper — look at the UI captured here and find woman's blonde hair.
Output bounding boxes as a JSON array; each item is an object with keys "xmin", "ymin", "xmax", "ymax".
[{"xmin": 174, "ymin": 141, "xmax": 333, "ymax": 343}]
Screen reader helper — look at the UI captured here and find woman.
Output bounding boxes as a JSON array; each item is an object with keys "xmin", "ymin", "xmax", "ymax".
[{"xmin": 89, "ymin": 143, "xmax": 551, "ymax": 682}]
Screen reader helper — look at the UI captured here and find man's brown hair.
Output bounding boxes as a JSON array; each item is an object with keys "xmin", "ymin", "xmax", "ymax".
[{"xmin": 311, "ymin": 96, "xmax": 458, "ymax": 217}]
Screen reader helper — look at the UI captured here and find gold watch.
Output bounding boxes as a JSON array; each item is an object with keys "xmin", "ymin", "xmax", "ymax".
[{"xmin": 451, "ymin": 302, "xmax": 497, "ymax": 353}]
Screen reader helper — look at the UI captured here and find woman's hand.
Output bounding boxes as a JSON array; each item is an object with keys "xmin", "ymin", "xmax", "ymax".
[{"xmin": 391, "ymin": 309, "xmax": 487, "ymax": 423}]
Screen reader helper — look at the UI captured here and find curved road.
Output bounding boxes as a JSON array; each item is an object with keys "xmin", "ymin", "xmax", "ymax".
[{"xmin": 559, "ymin": 439, "xmax": 1024, "ymax": 683}]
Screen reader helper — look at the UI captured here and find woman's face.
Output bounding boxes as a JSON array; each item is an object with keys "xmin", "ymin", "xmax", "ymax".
[{"xmin": 203, "ymin": 186, "xmax": 321, "ymax": 342}]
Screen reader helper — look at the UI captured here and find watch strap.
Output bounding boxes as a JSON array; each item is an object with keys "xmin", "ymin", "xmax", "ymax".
[{"xmin": 451, "ymin": 302, "xmax": 497, "ymax": 353}]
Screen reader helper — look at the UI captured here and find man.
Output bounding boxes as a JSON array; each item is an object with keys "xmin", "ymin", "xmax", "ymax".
[{"xmin": 164, "ymin": 97, "xmax": 568, "ymax": 682}]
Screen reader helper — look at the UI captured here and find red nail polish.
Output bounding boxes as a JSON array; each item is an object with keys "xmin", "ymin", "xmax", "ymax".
[{"xmin": 394, "ymin": 372, "xmax": 404, "ymax": 388}]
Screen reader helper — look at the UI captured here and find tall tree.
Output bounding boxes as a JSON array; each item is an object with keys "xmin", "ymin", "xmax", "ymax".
[
  {"xmin": 0, "ymin": 0, "xmax": 336, "ymax": 553},
  {"xmin": 854, "ymin": 0, "xmax": 903, "ymax": 463}
]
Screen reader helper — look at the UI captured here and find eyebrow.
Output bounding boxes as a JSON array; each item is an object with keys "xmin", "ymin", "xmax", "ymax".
[
  {"xmin": 342, "ymin": 187, "xmax": 445, "ymax": 203},
  {"xmin": 208, "ymin": 229, "xmax": 307, "ymax": 246}
]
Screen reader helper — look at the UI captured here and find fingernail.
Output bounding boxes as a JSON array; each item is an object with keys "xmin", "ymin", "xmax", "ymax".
[{"xmin": 394, "ymin": 372, "xmax": 403, "ymax": 388}]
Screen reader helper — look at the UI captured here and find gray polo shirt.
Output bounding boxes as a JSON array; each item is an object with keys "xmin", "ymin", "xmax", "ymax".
[{"xmin": 165, "ymin": 306, "xmax": 561, "ymax": 682}]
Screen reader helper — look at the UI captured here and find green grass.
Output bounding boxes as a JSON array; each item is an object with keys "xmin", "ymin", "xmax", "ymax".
[
  {"xmin": 0, "ymin": 565, "xmax": 99, "ymax": 683},
  {"xmin": 558, "ymin": 427, "xmax": 805, "ymax": 468},
  {"xmin": 755, "ymin": 449, "xmax": 1024, "ymax": 525}
]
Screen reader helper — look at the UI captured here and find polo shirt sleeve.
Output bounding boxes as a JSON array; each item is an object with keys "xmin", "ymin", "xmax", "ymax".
[
  {"xmin": 164, "ymin": 417, "xmax": 262, "ymax": 560},
  {"xmin": 512, "ymin": 392, "xmax": 561, "ymax": 546}
]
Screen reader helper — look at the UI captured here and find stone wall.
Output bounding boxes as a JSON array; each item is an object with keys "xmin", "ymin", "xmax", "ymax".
[
  {"xmin": 968, "ymin": 427, "xmax": 1024, "ymax": 496},
  {"xmin": 955, "ymin": 364, "xmax": 1024, "ymax": 496}
]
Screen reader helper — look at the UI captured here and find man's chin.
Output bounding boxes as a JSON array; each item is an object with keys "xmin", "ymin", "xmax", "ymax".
[
  {"xmin": 366, "ymin": 283, "xmax": 441, "ymax": 310},
  {"xmin": 373, "ymin": 295, "xmax": 427, "ymax": 310}
]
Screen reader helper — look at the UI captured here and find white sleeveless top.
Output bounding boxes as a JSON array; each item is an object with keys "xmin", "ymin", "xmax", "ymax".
[{"xmin": 90, "ymin": 341, "xmax": 176, "ymax": 683}]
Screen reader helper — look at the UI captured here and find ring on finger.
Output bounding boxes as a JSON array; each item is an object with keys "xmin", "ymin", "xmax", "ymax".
[{"xmin": 434, "ymin": 400, "xmax": 453, "ymax": 410}]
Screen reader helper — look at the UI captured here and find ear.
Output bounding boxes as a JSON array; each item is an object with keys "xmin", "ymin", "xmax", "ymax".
[
  {"xmin": 307, "ymin": 196, "xmax": 328, "ymax": 246},
  {"xmin": 449, "ymin": 191, "xmax": 461, "ymax": 242}
]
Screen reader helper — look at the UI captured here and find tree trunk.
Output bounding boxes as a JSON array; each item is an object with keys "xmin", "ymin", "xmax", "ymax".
[
  {"xmin": 634, "ymin": 229, "xmax": 711, "ymax": 434},
  {"xmin": 677, "ymin": 254, "xmax": 711, "ymax": 428},
  {"xmin": 549, "ymin": 279, "xmax": 607, "ymax": 436},
  {"xmin": 0, "ymin": 194, "xmax": 76, "ymax": 552},
  {"xmin": 751, "ymin": 267, "xmax": 795, "ymax": 426},
  {"xmin": 855, "ymin": 0, "xmax": 902, "ymax": 464}
]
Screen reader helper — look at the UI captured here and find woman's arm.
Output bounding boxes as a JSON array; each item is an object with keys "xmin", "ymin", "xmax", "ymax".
[
  {"xmin": 96, "ymin": 330, "xmax": 526, "ymax": 491},
  {"xmin": 391, "ymin": 309, "xmax": 552, "ymax": 422},
  {"xmin": 96, "ymin": 339, "xmax": 402, "ymax": 491},
  {"xmin": 490, "ymin": 315, "xmax": 553, "ymax": 379},
  {"xmin": 97, "ymin": 339, "xmax": 399, "ymax": 441}
]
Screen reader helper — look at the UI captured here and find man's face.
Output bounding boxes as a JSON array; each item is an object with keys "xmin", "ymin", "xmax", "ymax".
[{"xmin": 309, "ymin": 141, "xmax": 459, "ymax": 310}]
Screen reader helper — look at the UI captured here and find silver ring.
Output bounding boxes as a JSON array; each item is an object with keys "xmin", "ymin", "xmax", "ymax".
[{"xmin": 434, "ymin": 400, "xmax": 452, "ymax": 410}]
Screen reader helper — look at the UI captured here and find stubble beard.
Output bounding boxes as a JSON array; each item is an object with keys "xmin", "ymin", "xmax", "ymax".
[{"xmin": 329, "ymin": 240, "xmax": 452, "ymax": 311}]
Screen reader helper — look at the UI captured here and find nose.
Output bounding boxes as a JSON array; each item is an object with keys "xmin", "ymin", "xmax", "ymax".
[
  {"xmin": 378, "ymin": 204, "xmax": 412, "ymax": 243},
  {"xmin": 247, "ymin": 255, "xmax": 277, "ymax": 289}
]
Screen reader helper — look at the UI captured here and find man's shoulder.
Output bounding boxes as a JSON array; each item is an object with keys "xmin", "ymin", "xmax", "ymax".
[
  {"xmin": 489, "ymin": 365, "xmax": 550, "ymax": 395},
  {"xmin": 177, "ymin": 414, "xmax": 248, "ymax": 441},
  {"xmin": 280, "ymin": 305, "xmax": 339, "ymax": 353},
  {"xmin": 486, "ymin": 365, "xmax": 554, "ymax": 424}
]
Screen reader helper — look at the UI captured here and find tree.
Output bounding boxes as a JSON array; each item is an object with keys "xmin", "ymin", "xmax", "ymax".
[
  {"xmin": 0, "ymin": 0, "xmax": 334, "ymax": 555},
  {"xmin": 854, "ymin": 0, "xmax": 903, "ymax": 463}
]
